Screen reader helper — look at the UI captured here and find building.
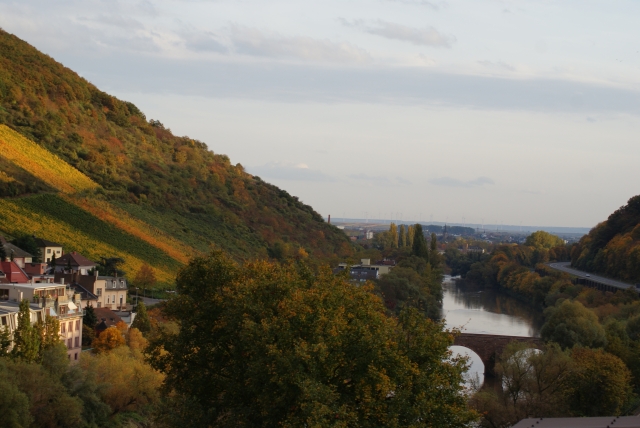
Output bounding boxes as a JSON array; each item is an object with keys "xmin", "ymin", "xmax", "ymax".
[
  {"xmin": 0, "ymin": 236, "xmax": 33, "ymax": 268},
  {"xmin": 93, "ymin": 307, "xmax": 125, "ymax": 336},
  {"xmin": 56, "ymin": 271, "xmax": 129, "ymax": 310},
  {"xmin": 22, "ymin": 262, "xmax": 55, "ymax": 283},
  {"xmin": 0, "ymin": 261, "xmax": 30, "ymax": 284},
  {"xmin": 334, "ymin": 259, "xmax": 395, "ymax": 282},
  {"xmin": 0, "ymin": 281, "xmax": 84, "ymax": 361},
  {"xmin": 35, "ymin": 238, "xmax": 63, "ymax": 263},
  {"xmin": 54, "ymin": 252, "xmax": 96, "ymax": 275},
  {"xmin": 68, "ymin": 283, "xmax": 99, "ymax": 310}
]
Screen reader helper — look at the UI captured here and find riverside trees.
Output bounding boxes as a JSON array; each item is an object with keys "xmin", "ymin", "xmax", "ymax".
[{"xmin": 148, "ymin": 251, "xmax": 476, "ymax": 427}]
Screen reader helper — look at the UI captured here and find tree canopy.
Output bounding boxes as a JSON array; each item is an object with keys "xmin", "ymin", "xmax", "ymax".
[
  {"xmin": 148, "ymin": 251, "xmax": 476, "ymax": 427},
  {"xmin": 525, "ymin": 231, "xmax": 565, "ymax": 250},
  {"xmin": 541, "ymin": 300, "xmax": 606, "ymax": 349}
]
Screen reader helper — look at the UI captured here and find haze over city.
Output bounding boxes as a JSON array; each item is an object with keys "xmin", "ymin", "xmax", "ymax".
[{"xmin": 3, "ymin": 0, "xmax": 640, "ymax": 227}]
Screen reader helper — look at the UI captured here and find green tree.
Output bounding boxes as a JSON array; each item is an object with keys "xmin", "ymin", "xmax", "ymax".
[
  {"xmin": 0, "ymin": 326, "xmax": 10, "ymax": 355},
  {"xmin": 38, "ymin": 315, "xmax": 61, "ymax": 353},
  {"xmin": 430, "ymin": 232, "xmax": 437, "ymax": 252},
  {"xmin": 472, "ymin": 342, "xmax": 573, "ymax": 427},
  {"xmin": 11, "ymin": 300, "xmax": 40, "ymax": 363},
  {"xmin": 0, "ymin": 373, "xmax": 32, "ymax": 427},
  {"xmin": 11, "ymin": 234, "xmax": 41, "ymax": 263},
  {"xmin": 412, "ymin": 224, "xmax": 429, "ymax": 261},
  {"xmin": 83, "ymin": 304, "xmax": 98, "ymax": 329},
  {"xmin": 131, "ymin": 300, "xmax": 152, "ymax": 334},
  {"xmin": 567, "ymin": 347, "xmax": 633, "ymax": 416},
  {"xmin": 541, "ymin": 300, "xmax": 606, "ymax": 349},
  {"xmin": 0, "ymin": 242, "xmax": 6, "ymax": 261},
  {"xmin": 148, "ymin": 251, "xmax": 477, "ymax": 427},
  {"xmin": 407, "ymin": 225, "xmax": 415, "ymax": 248},
  {"xmin": 525, "ymin": 231, "xmax": 564, "ymax": 250},
  {"xmin": 96, "ymin": 257, "xmax": 125, "ymax": 277}
]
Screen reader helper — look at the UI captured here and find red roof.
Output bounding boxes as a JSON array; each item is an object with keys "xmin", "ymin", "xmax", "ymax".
[
  {"xmin": 55, "ymin": 252, "xmax": 96, "ymax": 267},
  {"xmin": 0, "ymin": 261, "xmax": 30, "ymax": 283}
]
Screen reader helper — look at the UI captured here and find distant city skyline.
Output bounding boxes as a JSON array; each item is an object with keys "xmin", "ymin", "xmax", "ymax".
[{"xmin": 2, "ymin": 0, "xmax": 640, "ymax": 227}]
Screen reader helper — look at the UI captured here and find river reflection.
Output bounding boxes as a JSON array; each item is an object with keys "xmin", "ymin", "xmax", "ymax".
[
  {"xmin": 441, "ymin": 276, "xmax": 544, "ymax": 337},
  {"xmin": 442, "ymin": 275, "xmax": 545, "ymax": 388}
]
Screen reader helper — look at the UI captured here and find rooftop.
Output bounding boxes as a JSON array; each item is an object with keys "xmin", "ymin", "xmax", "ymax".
[
  {"xmin": 34, "ymin": 238, "xmax": 63, "ymax": 248},
  {"xmin": 512, "ymin": 417, "xmax": 640, "ymax": 428},
  {"xmin": 55, "ymin": 252, "xmax": 96, "ymax": 267}
]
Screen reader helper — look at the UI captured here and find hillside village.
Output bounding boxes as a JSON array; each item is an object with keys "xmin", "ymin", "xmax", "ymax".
[{"xmin": 0, "ymin": 236, "xmax": 134, "ymax": 361}]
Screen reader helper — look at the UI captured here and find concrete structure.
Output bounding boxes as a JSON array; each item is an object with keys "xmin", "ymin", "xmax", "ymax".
[
  {"xmin": 54, "ymin": 252, "xmax": 96, "ymax": 275},
  {"xmin": 35, "ymin": 238, "xmax": 63, "ymax": 263},
  {"xmin": 334, "ymin": 258, "xmax": 395, "ymax": 282},
  {"xmin": 68, "ymin": 283, "xmax": 98, "ymax": 310},
  {"xmin": 0, "ymin": 281, "xmax": 84, "ymax": 361},
  {"xmin": 56, "ymin": 272, "xmax": 129, "ymax": 310},
  {"xmin": 0, "ymin": 261, "xmax": 30, "ymax": 284},
  {"xmin": 512, "ymin": 416, "xmax": 640, "ymax": 428},
  {"xmin": 453, "ymin": 333, "xmax": 544, "ymax": 376}
]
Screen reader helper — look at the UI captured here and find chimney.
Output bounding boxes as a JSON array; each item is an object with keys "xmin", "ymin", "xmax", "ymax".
[{"xmin": 328, "ymin": 214, "xmax": 331, "ymax": 224}]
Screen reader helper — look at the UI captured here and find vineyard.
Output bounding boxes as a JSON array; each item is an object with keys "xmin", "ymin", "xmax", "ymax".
[
  {"xmin": 0, "ymin": 125, "xmax": 97, "ymax": 193},
  {"xmin": 0, "ymin": 195, "xmax": 179, "ymax": 286}
]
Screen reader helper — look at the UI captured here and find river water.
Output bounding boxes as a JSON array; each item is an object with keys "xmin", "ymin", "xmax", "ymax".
[{"xmin": 441, "ymin": 275, "xmax": 545, "ymax": 386}]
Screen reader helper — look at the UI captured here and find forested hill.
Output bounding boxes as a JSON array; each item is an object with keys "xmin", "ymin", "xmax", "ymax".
[
  {"xmin": 571, "ymin": 195, "xmax": 640, "ymax": 282},
  {"xmin": 0, "ymin": 29, "xmax": 351, "ymax": 284}
]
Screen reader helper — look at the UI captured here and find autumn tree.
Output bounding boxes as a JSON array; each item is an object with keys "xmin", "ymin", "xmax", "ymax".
[
  {"xmin": 525, "ymin": 231, "xmax": 564, "ymax": 250},
  {"xmin": 134, "ymin": 263, "xmax": 156, "ymax": 293},
  {"xmin": 407, "ymin": 225, "xmax": 415, "ymax": 248},
  {"xmin": 148, "ymin": 251, "xmax": 477, "ymax": 427},
  {"xmin": 390, "ymin": 222, "xmax": 399, "ymax": 248},
  {"xmin": 92, "ymin": 327, "xmax": 126, "ymax": 353},
  {"xmin": 567, "ymin": 347, "xmax": 633, "ymax": 416},
  {"xmin": 399, "ymin": 224, "xmax": 406, "ymax": 247},
  {"xmin": 131, "ymin": 300, "xmax": 151, "ymax": 334}
]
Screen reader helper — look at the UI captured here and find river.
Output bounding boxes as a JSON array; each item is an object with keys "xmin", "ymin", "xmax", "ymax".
[{"xmin": 442, "ymin": 275, "xmax": 545, "ymax": 387}]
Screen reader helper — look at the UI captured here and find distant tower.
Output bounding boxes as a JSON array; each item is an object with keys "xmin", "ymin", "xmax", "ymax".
[
  {"xmin": 443, "ymin": 224, "xmax": 448, "ymax": 240},
  {"xmin": 328, "ymin": 214, "xmax": 331, "ymax": 224}
]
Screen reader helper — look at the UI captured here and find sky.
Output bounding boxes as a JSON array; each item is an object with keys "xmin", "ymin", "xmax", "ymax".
[{"xmin": 2, "ymin": 0, "xmax": 640, "ymax": 228}]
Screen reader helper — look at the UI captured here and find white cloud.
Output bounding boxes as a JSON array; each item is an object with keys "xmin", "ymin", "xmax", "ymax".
[
  {"xmin": 477, "ymin": 60, "xmax": 516, "ymax": 72},
  {"xmin": 182, "ymin": 31, "xmax": 228, "ymax": 53},
  {"xmin": 343, "ymin": 19, "xmax": 455, "ymax": 48},
  {"xmin": 229, "ymin": 25, "xmax": 370, "ymax": 64},
  {"xmin": 249, "ymin": 162, "xmax": 334, "ymax": 182},
  {"xmin": 429, "ymin": 176, "xmax": 495, "ymax": 187}
]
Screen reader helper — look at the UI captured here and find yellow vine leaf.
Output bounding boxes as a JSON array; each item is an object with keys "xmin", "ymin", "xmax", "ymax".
[{"xmin": 0, "ymin": 125, "xmax": 98, "ymax": 193}]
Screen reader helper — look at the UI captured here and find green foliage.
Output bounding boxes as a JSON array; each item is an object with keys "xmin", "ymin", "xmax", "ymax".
[
  {"xmin": 148, "ymin": 251, "xmax": 476, "ymax": 427},
  {"xmin": 131, "ymin": 300, "xmax": 151, "ymax": 334},
  {"xmin": 11, "ymin": 299, "xmax": 40, "ymax": 363},
  {"xmin": 541, "ymin": 300, "xmax": 606, "ymax": 349},
  {"xmin": 10, "ymin": 233, "xmax": 41, "ymax": 262},
  {"xmin": 567, "ymin": 347, "xmax": 634, "ymax": 416},
  {"xmin": 0, "ymin": 325, "xmax": 10, "ymax": 355},
  {"xmin": 412, "ymin": 224, "xmax": 429, "ymax": 260},
  {"xmin": 83, "ymin": 304, "xmax": 98, "ymax": 329},
  {"xmin": 525, "ymin": 231, "xmax": 565, "ymax": 250}
]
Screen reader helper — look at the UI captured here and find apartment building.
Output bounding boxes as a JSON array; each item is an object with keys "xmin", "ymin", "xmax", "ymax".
[{"xmin": 0, "ymin": 281, "xmax": 84, "ymax": 361}]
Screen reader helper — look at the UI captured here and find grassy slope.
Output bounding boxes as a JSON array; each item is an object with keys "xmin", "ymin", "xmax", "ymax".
[{"xmin": 0, "ymin": 29, "xmax": 352, "ymax": 283}]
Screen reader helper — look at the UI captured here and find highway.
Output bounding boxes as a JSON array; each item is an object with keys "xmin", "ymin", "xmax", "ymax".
[{"xmin": 547, "ymin": 262, "xmax": 637, "ymax": 291}]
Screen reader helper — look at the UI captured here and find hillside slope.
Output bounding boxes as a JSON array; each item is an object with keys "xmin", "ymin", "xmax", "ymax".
[
  {"xmin": 571, "ymin": 195, "xmax": 640, "ymax": 282},
  {"xmin": 0, "ymin": 29, "xmax": 351, "ymax": 284}
]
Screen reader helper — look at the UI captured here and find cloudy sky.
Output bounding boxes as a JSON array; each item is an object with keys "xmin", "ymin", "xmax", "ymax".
[{"xmin": 3, "ymin": 0, "xmax": 640, "ymax": 228}]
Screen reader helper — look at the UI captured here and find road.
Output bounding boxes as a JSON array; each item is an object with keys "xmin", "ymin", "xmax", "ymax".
[{"xmin": 547, "ymin": 262, "xmax": 636, "ymax": 290}]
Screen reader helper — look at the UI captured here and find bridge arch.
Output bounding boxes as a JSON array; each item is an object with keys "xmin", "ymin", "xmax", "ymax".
[{"xmin": 453, "ymin": 333, "xmax": 544, "ymax": 376}]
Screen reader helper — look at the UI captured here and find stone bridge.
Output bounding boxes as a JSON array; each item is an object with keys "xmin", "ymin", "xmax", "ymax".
[{"xmin": 453, "ymin": 333, "xmax": 544, "ymax": 376}]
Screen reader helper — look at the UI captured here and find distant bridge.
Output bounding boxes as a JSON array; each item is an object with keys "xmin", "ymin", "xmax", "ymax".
[{"xmin": 454, "ymin": 333, "xmax": 544, "ymax": 376}]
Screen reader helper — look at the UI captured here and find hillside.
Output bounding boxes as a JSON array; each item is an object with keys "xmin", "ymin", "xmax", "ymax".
[
  {"xmin": 0, "ymin": 29, "xmax": 352, "ymax": 285},
  {"xmin": 571, "ymin": 195, "xmax": 640, "ymax": 282}
]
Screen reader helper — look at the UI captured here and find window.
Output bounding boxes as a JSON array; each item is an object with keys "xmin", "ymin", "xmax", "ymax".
[
  {"xmin": 68, "ymin": 321, "xmax": 73, "ymax": 332},
  {"xmin": 74, "ymin": 337, "xmax": 79, "ymax": 348},
  {"xmin": 47, "ymin": 249, "xmax": 51, "ymax": 254},
  {"xmin": 74, "ymin": 353, "xmax": 78, "ymax": 360},
  {"xmin": 61, "ymin": 323, "xmax": 66, "ymax": 333},
  {"xmin": 75, "ymin": 320, "xmax": 80, "ymax": 330},
  {"xmin": 97, "ymin": 288, "xmax": 102, "ymax": 296},
  {"xmin": 97, "ymin": 302, "xmax": 101, "ymax": 308},
  {"xmin": 56, "ymin": 250, "xmax": 61, "ymax": 254},
  {"xmin": 0, "ymin": 289, "xmax": 8, "ymax": 301},
  {"xmin": 1, "ymin": 316, "xmax": 6, "ymax": 326},
  {"xmin": 67, "ymin": 338, "xmax": 72, "ymax": 349}
]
